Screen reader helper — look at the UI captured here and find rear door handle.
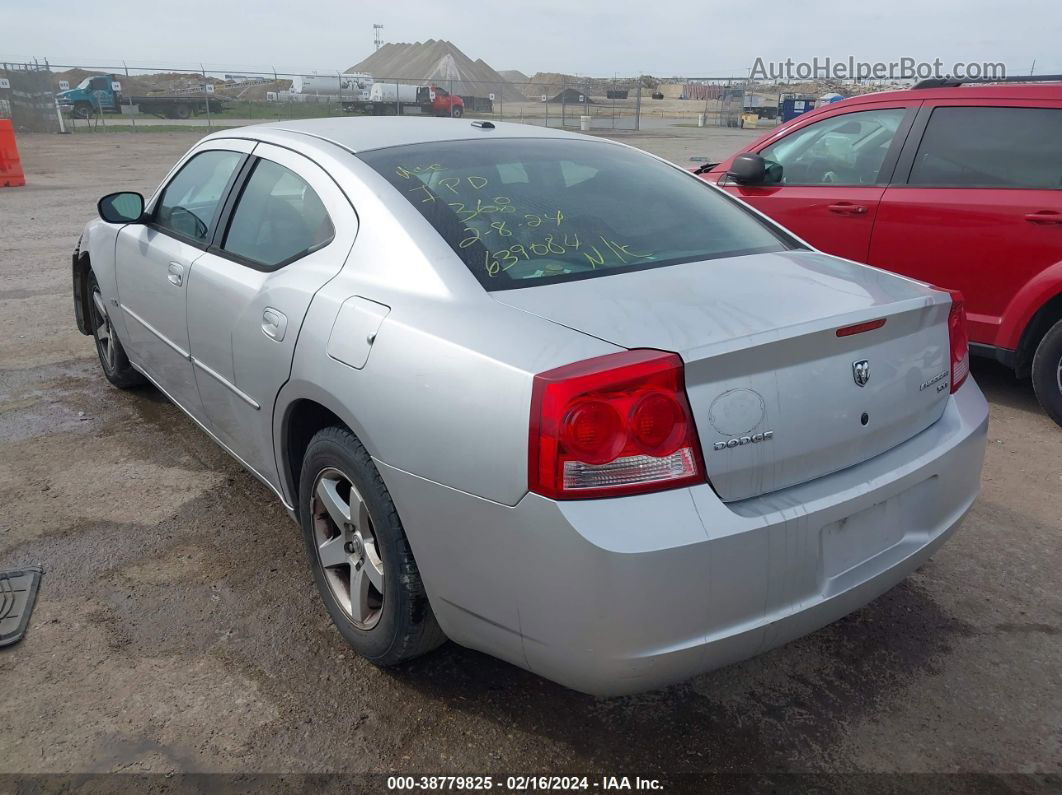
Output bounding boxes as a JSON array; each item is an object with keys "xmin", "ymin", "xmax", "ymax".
[
  {"xmin": 261, "ymin": 307, "xmax": 288, "ymax": 341},
  {"xmin": 827, "ymin": 202, "xmax": 868, "ymax": 215},
  {"xmin": 1024, "ymin": 211, "xmax": 1062, "ymax": 225},
  {"xmin": 167, "ymin": 261, "xmax": 184, "ymax": 286}
]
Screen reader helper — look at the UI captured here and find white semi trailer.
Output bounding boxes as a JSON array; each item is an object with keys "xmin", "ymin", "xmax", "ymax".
[
  {"xmin": 291, "ymin": 72, "xmax": 373, "ymax": 96},
  {"xmin": 287, "ymin": 72, "xmax": 374, "ymax": 112}
]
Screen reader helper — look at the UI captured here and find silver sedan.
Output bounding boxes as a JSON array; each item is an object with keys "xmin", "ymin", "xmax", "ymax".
[{"xmin": 72, "ymin": 118, "xmax": 988, "ymax": 695}]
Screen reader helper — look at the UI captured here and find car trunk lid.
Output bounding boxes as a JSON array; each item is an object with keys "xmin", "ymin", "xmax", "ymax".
[{"xmin": 493, "ymin": 250, "xmax": 954, "ymax": 501}]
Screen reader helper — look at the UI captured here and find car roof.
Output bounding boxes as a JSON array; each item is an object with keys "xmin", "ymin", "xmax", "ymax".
[
  {"xmin": 822, "ymin": 82, "xmax": 1062, "ymax": 108},
  {"xmin": 206, "ymin": 117, "xmax": 594, "ymax": 155},
  {"xmin": 768, "ymin": 82, "xmax": 1062, "ymax": 133}
]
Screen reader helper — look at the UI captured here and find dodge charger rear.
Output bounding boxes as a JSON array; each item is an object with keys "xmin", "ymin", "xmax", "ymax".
[{"xmin": 75, "ymin": 120, "xmax": 988, "ymax": 696}]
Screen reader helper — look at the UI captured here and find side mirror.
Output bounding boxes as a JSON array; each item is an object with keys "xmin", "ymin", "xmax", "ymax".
[
  {"xmin": 727, "ymin": 153, "xmax": 782, "ymax": 185},
  {"xmin": 97, "ymin": 191, "xmax": 144, "ymax": 224}
]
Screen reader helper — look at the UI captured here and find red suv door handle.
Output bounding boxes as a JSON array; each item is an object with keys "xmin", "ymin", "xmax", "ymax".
[
  {"xmin": 828, "ymin": 202, "xmax": 868, "ymax": 215},
  {"xmin": 1024, "ymin": 211, "xmax": 1062, "ymax": 225}
]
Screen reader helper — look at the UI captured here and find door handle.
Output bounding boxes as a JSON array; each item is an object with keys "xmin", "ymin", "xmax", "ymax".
[
  {"xmin": 1024, "ymin": 211, "xmax": 1062, "ymax": 225},
  {"xmin": 261, "ymin": 307, "xmax": 288, "ymax": 342},
  {"xmin": 167, "ymin": 261, "xmax": 184, "ymax": 286},
  {"xmin": 827, "ymin": 202, "xmax": 868, "ymax": 215}
]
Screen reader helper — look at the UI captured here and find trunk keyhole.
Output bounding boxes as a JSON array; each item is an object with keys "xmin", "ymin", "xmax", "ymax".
[{"xmin": 860, "ymin": 412, "xmax": 870, "ymax": 426}]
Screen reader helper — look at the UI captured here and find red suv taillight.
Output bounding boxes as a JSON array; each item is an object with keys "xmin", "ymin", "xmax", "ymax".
[
  {"xmin": 528, "ymin": 350, "xmax": 706, "ymax": 499},
  {"xmin": 947, "ymin": 289, "xmax": 970, "ymax": 393}
]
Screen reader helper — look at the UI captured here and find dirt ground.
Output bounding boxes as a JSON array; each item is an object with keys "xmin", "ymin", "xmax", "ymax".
[{"xmin": 0, "ymin": 129, "xmax": 1060, "ymax": 783}]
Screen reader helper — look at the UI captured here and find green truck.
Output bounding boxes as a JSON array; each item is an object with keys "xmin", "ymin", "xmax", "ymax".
[{"xmin": 56, "ymin": 74, "xmax": 227, "ymax": 119}]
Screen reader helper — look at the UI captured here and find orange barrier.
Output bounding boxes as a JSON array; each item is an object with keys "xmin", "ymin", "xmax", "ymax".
[{"xmin": 0, "ymin": 120, "xmax": 26, "ymax": 187}]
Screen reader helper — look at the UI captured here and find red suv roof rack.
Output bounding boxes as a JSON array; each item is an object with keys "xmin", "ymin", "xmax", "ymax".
[{"xmin": 913, "ymin": 74, "xmax": 1062, "ymax": 89}]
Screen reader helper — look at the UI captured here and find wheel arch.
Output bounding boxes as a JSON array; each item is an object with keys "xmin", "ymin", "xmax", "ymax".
[
  {"xmin": 73, "ymin": 247, "xmax": 93, "ymax": 336},
  {"xmin": 1015, "ymin": 289, "xmax": 1062, "ymax": 378},
  {"xmin": 276, "ymin": 389, "xmax": 374, "ymax": 509}
]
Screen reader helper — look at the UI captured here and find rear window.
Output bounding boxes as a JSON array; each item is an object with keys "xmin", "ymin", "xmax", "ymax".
[
  {"xmin": 359, "ymin": 138, "xmax": 795, "ymax": 290},
  {"xmin": 909, "ymin": 106, "xmax": 1062, "ymax": 189}
]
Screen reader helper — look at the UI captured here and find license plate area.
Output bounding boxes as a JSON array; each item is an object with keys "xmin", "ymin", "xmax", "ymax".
[{"xmin": 821, "ymin": 494, "xmax": 906, "ymax": 579}]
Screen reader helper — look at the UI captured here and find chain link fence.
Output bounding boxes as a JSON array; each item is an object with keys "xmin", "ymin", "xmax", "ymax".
[
  {"xmin": 2, "ymin": 61, "xmax": 772, "ymax": 135},
  {"xmin": 0, "ymin": 62, "xmax": 61, "ymax": 132}
]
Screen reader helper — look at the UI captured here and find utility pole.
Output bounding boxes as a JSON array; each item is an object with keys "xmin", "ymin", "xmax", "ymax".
[{"xmin": 374, "ymin": 24, "xmax": 384, "ymax": 51}]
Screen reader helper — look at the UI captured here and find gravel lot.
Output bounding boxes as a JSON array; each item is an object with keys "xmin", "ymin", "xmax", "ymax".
[{"xmin": 0, "ymin": 128, "xmax": 1060, "ymax": 782}]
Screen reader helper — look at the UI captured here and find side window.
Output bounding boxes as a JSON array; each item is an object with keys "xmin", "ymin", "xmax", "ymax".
[
  {"xmin": 154, "ymin": 150, "xmax": 243, "ymax": 243},
  {"xmin": 221, "ymin": 158, "xmax": 335, "ymax": 269},
  {"xmin": 909, "ymin": 107, "xmax": 1062, "ymax": 189},
  {"xmin": 759, "ymin": 108, "xmax": 907, "ymax": 186}
]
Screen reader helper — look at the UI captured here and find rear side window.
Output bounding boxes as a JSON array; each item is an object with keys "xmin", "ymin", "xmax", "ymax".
[
  {"xmin": 155, "ymin": 150, "xmax": 243, "ymax": 242},
  {"xmin": 221, "ymin": 158, "xmax": 334, "ymax": 268},
  {"xmin": 359, "ymin": 138, "xmax": 794, "ymax": 290},
  {"xmin": 909, "ymin": 107, "xmax": 1062, "ymax": 189},
  {"xmin": 759, "ymin": 108, "xmax": 907, "ymax": 186}
]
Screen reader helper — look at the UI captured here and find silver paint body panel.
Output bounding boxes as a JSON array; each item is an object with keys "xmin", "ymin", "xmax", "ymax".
[{"xmin": 77, "ymin": 118, "xmax": 988, "ymax": 695}]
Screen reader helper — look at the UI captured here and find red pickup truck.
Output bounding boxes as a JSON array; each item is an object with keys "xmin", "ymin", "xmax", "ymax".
[{"xmin": 699, "ymin": 77, "xmax": 1062, "ymax": 426}]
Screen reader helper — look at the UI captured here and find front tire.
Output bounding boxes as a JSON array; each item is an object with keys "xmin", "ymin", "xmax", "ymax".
[
  {"xmin": 1031, "ymin": 318, "xmax": 1062, "ymax": 428},
  {"xmin": 450, "ymin": 107, "xmax": 463, "ymax": 118},
  {"xmin": 87, "ymin": 272, "xmax": 144, "ymax": 389},
  {"xmin": 298, "ymin": 426, "xmax": 446, "ymax": 665}
]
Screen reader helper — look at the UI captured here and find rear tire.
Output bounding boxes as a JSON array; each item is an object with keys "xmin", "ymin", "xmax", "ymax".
[
  {"xmin": 1031, "ymin": 318, "xmax": 1062, "ymax": 428},
  {"xmin": 298, "ymin": 426, "xmax": 446, "ymax": 665},
  {"xmin": 174, "ymin": 104, "xmax": 191, "ymax": 120},
  {"xmin": 87, "ymin": 272, "xmax": 144, "ymax": 390},
  {"xmin": 450, "ymin": 107, "xmax": 463, "ymax": 118}
]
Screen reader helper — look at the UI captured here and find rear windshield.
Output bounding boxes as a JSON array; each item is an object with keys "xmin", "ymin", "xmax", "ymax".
[{"xmin": 359, "ymin": 138, "xmax": 796, "ymax": 290}]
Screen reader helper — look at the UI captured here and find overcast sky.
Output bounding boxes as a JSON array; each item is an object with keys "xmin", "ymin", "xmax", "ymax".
[{"xmin": 6, "ymin": 0, "xmax": 1058, "ymax": 77}]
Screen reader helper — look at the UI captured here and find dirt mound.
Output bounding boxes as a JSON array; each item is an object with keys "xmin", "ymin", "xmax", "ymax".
[
  {"xmin": 499, "ymin": 70, "xmax": 530, "ymax": 84},
  {"xmin": 349, "ymin": 40, "xmax": 524, "ymax": 101}
]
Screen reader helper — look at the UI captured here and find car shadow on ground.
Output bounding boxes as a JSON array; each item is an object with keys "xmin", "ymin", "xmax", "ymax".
[
  {"xmin": 384, "ymin": 560, "xmax": 975, "ymax": 775},
  {"xmin": 969, "ymin": 358, "xmax": 1042, "ymax": 415}
]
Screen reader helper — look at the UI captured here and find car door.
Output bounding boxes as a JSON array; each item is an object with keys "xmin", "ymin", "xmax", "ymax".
[
  {"xmin": 115, "ymin": 142, "xmax": 251, "ymax": 417},
  {"xmin": 186, "ymin": 143, "xmax": 358, "ymax": 488},
  {"xmin": 721, "ymin": 104, "xmax": 916, "ymax": 262},
  {"xmin": 868, "ymin": 101, "xmax": 1062, "ymax": 348}
]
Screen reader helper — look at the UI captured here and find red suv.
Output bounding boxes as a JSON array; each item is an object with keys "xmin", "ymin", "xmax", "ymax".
[{"xmin": 699, "ymin": 77, "xmax": 1062, "ymax": 426}]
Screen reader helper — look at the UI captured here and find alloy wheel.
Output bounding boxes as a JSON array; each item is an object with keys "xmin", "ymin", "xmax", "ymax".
[{"xmin": 311, "ymin": 467, "xmax": 385, "ymax": 629}]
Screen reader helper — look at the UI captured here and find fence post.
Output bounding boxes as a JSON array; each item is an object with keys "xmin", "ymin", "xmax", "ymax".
[
  {"xmin": 634, "ymin": 79, "xmax": 641, "ymax": 131},
  {"xmin": 450, "ymin": 78, "xmax": 454, "ymax": 118},
  {"xmin": 202, "ymin": 65, "xmax": 212, "ymax": 131},
  {"xmin": 54, "ymin": 98, "xmax": 67, "ymax": 134},
  {"xmin": 395, "ymin": 80, "xmax": 400, "ymax": 116}
]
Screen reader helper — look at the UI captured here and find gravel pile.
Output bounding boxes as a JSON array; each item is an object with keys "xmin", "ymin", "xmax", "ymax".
[{"xmin": 349, "ymin": 40, "xmax": 526, "ymax": 101}]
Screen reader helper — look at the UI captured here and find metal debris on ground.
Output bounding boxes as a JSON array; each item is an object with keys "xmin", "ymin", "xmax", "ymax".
[{"xmin": 0, "ymin": 566, "xmax": 43, "ymax": 647}]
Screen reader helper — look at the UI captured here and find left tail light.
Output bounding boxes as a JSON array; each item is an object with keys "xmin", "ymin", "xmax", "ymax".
[
  {"xmin": 528, "ymin": 349, "xmax": 706, "ymax": 499},
  {"xmin": 947, "ymin": 289, "xmax": 970, "ymax": 393}
]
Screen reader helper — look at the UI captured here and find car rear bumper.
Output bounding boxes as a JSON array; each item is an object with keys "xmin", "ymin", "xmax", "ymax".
[{"xmin": 379, "ymin": 378, "xmax": 988, "ymax": 696}]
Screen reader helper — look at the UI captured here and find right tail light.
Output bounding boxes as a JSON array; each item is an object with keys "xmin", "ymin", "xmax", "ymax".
[
  {"xmin": 528, "ymin": 349, "xmax": 707, "ymax": 500},
  {"xmin": 947, "ymin": 289, "xmax": 970, "ymax": 393}
]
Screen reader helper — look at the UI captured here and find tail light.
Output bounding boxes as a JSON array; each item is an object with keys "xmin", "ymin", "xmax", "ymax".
[
  {"xmin": 528, "ymin": 350, "xmax": 706, "ymax": 499},
  {"xmin": 947, "ymin": 289, "xmax": 970, "ymax": 393}
]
